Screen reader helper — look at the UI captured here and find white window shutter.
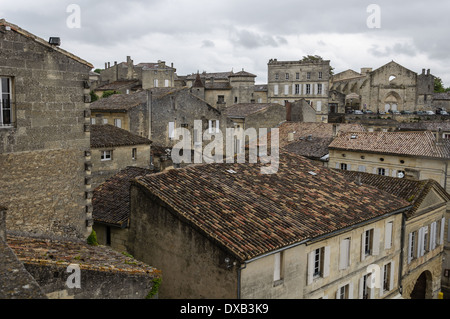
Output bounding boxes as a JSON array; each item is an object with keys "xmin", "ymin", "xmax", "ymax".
[
  {"xmin": 358, "ymin": 165, "xmax": 366, "ymax": 172},
  {"xmin": 441, "ymin": 217, "xmax": 446, "ymax": 245},
  {"xmin": 361, "ymin": 232, "xmax": 366, "ymax": 261},
  {"xmin": 317, "ymin": 101, "xmax": 322, "ymax": 112},
  {"xmin": 314, "ymin": 83, "xmax": 318, "ymax": 95},
  {"xmin": 336, "ymin": 162, "xmax": 340, "ymax": 169},
  {"xmin": 389, "ymin": 261, "xmax": 395, "ymax": 291},
  {"xmin": 292, "ymin": 84, "xmax": 296, "ymax": 95},
  {"xmin": 273, "ymin": 253, "xmax": 281, "ymax": 282},
  {"xmin": 208, "ymin": 120, "xmax": 213, "ymax": 134},
  {"xmin": 430, "ymin": 222, "xmax": 436, "ymax": 251},
  {"xmin": 385, "ymin": 168, "xmax": 390, "ymax": 176},
  {"xmin": 348, "ymin": 282, "xmax": 354, "ymax": 299},
  {"xmin": 372, "ymin": 228, "xmax": 380, "ymax": 255},
  {"xmin": 347, "ymin": 164, "xmax": 352, "ymax": 171},
  {"xmin": 274, "ymin": 85, "xmax": 279, "ymax": 95},
  {"xmin": 407, "ymin": 232, "xmax": 413, "ymax": 264},
  {"xmin": 373, "ymin": 167, "xmax": 377, "ymax": 174},
  {"xmin": 385, "ymin": 222, "xmax": 393, "ymax": 249},
  {"xmin": 284, "ymin": 85, "xmax": 289, "ymax": 95},
  {"xmin": 323, "ymin": 246, "xmax": 330, "ymax": 278},
  {"xmin": 307, "ymin": 251, "xmax": 314, "ymax": 285},
  {"xmin": 215, "ymin": 120, "xmax": 220, "ymax": 133},
  {"xmin": 392, "ymin": 169, "xmax": 397, "ymax": 177},
  {"xmin": 359, "ymin": 276, "xmax": 364, "ymax": 299},
  {"xmin": 379, "ymin": 265, "xmax": 385, "ymax": 296},
  {"xmin": 417, "ymin": 227, "xmax": 424, "ymax": 257},
  {"xmin": 339, "ymin": 239, "xmax": 350, "ymax": 270}
]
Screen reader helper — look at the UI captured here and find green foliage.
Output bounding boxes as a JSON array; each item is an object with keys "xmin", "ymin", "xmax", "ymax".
[
  {"xmin": 301, "ymin": 55, "xmax": 323, "ymax": 62},
  {"xmin": 434, "ymin": 77, "xmax": 450, "ymax": 93},
  {"xmin": 146, "ymin": 277, "xmax": 162, "ymax": 299},
  {"xmin": 94, "ymin": 68, "xmax": 102, "ymax": 74},
  {"xmin": 102, "ymin": 90, "xmax": 120, "ymax": 98},
  {"xmin": 87, "ymin": 229, "xmax": 98, "ymax": 246},
  {"xmin": 90, "ymin": 90, "xmax": 98, "ymax": 102}
]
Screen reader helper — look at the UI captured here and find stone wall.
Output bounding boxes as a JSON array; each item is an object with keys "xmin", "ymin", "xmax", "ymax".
[
  {"xmin": 0, "ymin": 22, "xmax": 92, "ymax": 239},
  {"xmin": 128, "ymin": 183, "xmax": 238, "ymax": 298}
]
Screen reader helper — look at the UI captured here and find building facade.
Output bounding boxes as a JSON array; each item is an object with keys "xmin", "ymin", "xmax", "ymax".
[{"xmin": 0, "ymin": 19, "xmax": 93, "ymax": 239}]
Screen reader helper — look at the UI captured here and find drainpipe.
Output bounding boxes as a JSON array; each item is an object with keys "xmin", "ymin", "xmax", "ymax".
[
  {"xmin": 398, "ymin": 212, "xmax": 406, "ymax": 296},
  {"xmin": 237, "ymin": 263, "xmax": 246, "ymax": 299}
]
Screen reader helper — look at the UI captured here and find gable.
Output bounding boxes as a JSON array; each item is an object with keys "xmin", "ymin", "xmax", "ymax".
[{"xmin": 415, "ymin": 187, "xmax": 448, "ymax": 214}]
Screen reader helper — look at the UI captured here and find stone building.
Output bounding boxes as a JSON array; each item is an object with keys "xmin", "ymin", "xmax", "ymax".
[
  {"xmin": 0, "ymin": 20, "xmax": 161, "ymax": 300},
  {"xmin": 92, "ymin": 166, "xmax": 154, "ymax": 253},
  {"xmin": 267, "ymin": 57, "xmax": 331, "ymax": 121},
  {"xmin": 432, "ymin": 92, "xmax": 450, "ymax": 111},
  {"xmin": 186, "ymin": 70, "xmax": 260, "ymax": 110},
  {"xmin": 127, "ymin": 152, "xmax": 411, "ymax": 298},
  {"xmin": 99, "ymin": 56, "xmax": 176, "ymax": 90},
  {"xmin": 330, "ymin": 61, "xmax": 435, "ymax": 113},
  {"xmin": 340, "ymin": 171, "xmax": 449, "ymax": 299},
  {"xmin": 90, "ymin": 124, "xmax": 152, "ymax": 188},
  {"xmin": 0, "ymin": 19, "xmax": 93, "ymax": 239}
]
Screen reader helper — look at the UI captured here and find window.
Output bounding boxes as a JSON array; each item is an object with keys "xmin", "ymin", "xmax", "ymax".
[
  {"xmin": 164, "ymin": 79, "xmax": 169, "ymax": 87},
  {"xmin": 296, "ymin": 72, "xmax": 300, "ymax": 80},
  {"xmin": 339, "ymin": 238, "xmax": 351, "ymax": 270},
  {"xmin": 285, "ymin": 73, "xmax": 289, "ymax": 80},
  {"xmin": 364, "ymin": 229, "xmax": 373, "ymax": 255},
  {"xmin": 307, "ymin": 246, "xmax": 330, "ymax": 284},
  {"xmin": 101, "ymin": 150, "xmax": 112, "ymax": 161},
  {"xmin": 318, "ymin": 71, "xmax": 323, "ymax": 79},
  {"xmin": 340, "ymin": 163, "xmax": 348, "ymax": 170},
  {"xmin": 408, "ymin": 231, "xmax": 416, "ymax": 263},
  {"xmin": 361, "ymin": 274, "xmax": 371, "ymax": 299},
  {"xmin": 234, "ymin": 97, "xmax": 238, "ymax": 103},
  {"xmin": 208, "ymin": 120, "xmax": 220, "ymax": 134},
  {"xmin": 284, "ymin": 85, "xmax": 289, "ymax": 95},
  {"xmin": 317, "ymin": 83, "xmax": 323, "ymax": 95},
  {"xmin": 361, "ymin": 228, "xmax": 379, "ymax": 259},
  {"xmin": 91, "ymin": 118, "xmax": 96, "ymax": 125},
  {"xmin": 274, "ymin": 85, "xmax": 279, "ymax": 96},
  {"xmin": 295, "ymin": 84, "xmax": 300, "ymax": 95},
  {"xmin": 114, "ymin": 118, "xmax": 122, "ymax": 128},
  {"xmin": 378, "ymin": 168, "xmax": 385, "ymax": 176},
  {"xmin": 313, "ymin": 247, "xmax": 323, "ymax": 277},
  {"xmin": 217, "ymin": 95, "xmax": 225, "ymax": 103},
  {"xmin": 103, "ymin": 118, "xmax": 108, "ymax": 124},
  {"xmin": 0, "ymin": 77, "xmax": 12, "ymax": 127},
  {"xmin": 154, "ymin": 79, "xmax": 159, "ymax": 87},
  {"xmin": 307, "ymin": 72, "xmax": 311, "ymax": 79},
  {"xmin": 337, "ymin": 284, "xmax": 350, "ymax": 299},
  {"xmin": 423, "ymin": 226, "xmax": 428, "ymax": 254},
  {"xmin": 168, "ymin": 121, "xmax": 175, "ymax": 139},
  {"xmin": 383, "ymin": 263, "xmax": 391, "ymax": 291},
  {"xmin": 306, "ymin": 84, "xmax": 311, "ymax": 95},
  {"xmin": 275, "ymin": 73, "xmax": 279, "ymax": 80},
  {"xmin": 132, "ymin": 148, "xmax": 137, "ymax": 160}
]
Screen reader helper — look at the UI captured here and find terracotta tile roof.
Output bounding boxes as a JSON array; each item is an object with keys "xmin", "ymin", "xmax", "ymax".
[
  {"xmin": 229, "ymin": 70, "xmax": 256, "ymax": 77},
  {"xmin": 204, "ymin": 82, "xmax": 232, "ymax": 90},
  {"xmin": 90, "ymin": 88, "xmax": 185, "ymax": 111},
  {"xmin": 186, "ymin": 71, "xmax": 233, "ymax": 80},
  {"xmin": 134, "ymin": 152, "xmax": 410, "ymax": 262},
  {"xmin": 260, "ymin": 122, "xmax": 365, "ymax": 150},
  {"xmin": 225, "ymin": 103, "xmax": 283, "ymax": 118},
  {"xmin": 0, "ymin": 19, "xmax": 93, "ymax": 68},
  {"xmin": 338, "ymin": 170, "xmax": 450, "ymax": 218},
  {"xmin": 90, "ymin": 124, "xmax": 152, "ymax": 148},
  {"xmin": 93, "ymin": 167, "xmax": 155, "ymax": 227},
  {"xmin": 282, "ymin": 137, "xmax": 334, "ymax": 159},
  {"xmin": 329, "ymin": 131, "xmax": 450, "ymax": 159},
  {"xmin": 95, "ymin": 80, "xmax": 140, "ymax": 91},
  {"xmin": 7, "ymin": 235, "xmax": 160, "ymax": 277}
]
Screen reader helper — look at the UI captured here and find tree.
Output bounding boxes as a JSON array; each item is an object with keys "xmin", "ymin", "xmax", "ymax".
[
  {"xmin": 102, "ymin": 90, "xmax": 120, "ymax": 98},
  {"xmin": 434, "ymin": 77, "xmax": 450, "ymax": 93},
  {"xmin": 94, "ymin": 68, "xmax": 102, "ymax": 74},
  {"xmin": 301, "ymin": 55, "xmax": 334, "ymax": 76}
]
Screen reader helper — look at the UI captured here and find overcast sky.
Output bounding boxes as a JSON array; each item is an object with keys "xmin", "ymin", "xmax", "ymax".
[{"xmin": 2, "ymin": 0, "xmax": 450, "ymax": 85}]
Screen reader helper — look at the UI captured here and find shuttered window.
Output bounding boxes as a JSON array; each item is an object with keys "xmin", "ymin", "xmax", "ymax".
[{"xmin": 339, "ymin": 238, "xmax": 351, "ymax": 270}]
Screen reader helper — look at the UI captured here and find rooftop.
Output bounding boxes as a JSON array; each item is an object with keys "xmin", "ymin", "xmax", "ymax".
[
  {"xmin": 329, "ymin": 131, "xmax": 450, "ymax": 159},
  {"xmin": 338, "ymin": 170, "xmax": 450, "ymax": 218},
  {"xmin": 0, "ymin": 19, "xmax": 93, "ymax": 69},
  {"xmin": 93, "ymin": 167, "xmax": 155, "ymax": 228},
  {"xmin": 134, "ymin": 152, "xmax": 410, "ymax": 262},
  {"xmin": 90, "ymin": 124, "xmax": 152, "ymax": 148},
  {"xmin": 225, "ymin": 103, "xmax": 283, "ymax": 118}
]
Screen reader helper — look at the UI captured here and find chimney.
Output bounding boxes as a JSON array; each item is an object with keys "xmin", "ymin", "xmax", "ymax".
[
  {"xmin": 422, "ymin": 69, "xmax": 425, "ymax": 75},
  {"xmin": 105, "ymin": 62, "xmax": 108, "ymax": 69},
  {"xmin": 332, "ymin": 124, "xmax": 340, "ymax": 137},
  {"xmin": 108, "ymin": 62, "xmax": 110, "ymax": 68},
  {"xmin": 286, "ymin": 101, "xmax": 292, "ymax": 121},
  {"xmin": 436, "ymin": 128, "xmax": 443, "ymax": 145},
  {"xmin": 427, "ymin": 69, "xmax": 430, "ymax": 75}
]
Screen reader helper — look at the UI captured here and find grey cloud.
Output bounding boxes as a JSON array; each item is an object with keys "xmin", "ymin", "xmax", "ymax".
[
  {"xmin": 201, "ymin": 40, "xmax": 215, "ymax": 48},
  {"xmin": 231, "ymin": 29, "xmax": 288, "ymax": 49}
]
